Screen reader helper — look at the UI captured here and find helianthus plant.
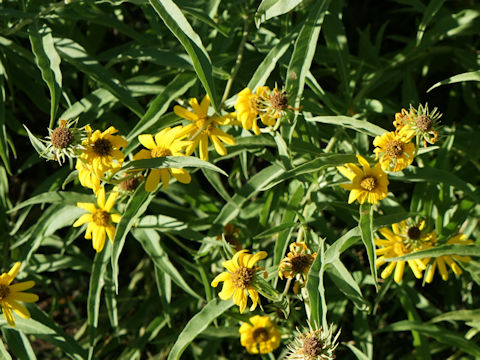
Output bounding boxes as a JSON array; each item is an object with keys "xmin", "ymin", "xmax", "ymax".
[{"xmin": 5, "ymin": 0, "xmax": 480, "ymax": 359}]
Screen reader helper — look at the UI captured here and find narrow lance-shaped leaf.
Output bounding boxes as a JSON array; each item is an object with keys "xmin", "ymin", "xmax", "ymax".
[
  {"xmin": 29, "ymin": 23, "xmax": 62, "ymax": 127},
  {"xmin": 149, "ymin": 0, "xmax": 219, "ymax": 112},
  {"xmin": 167, "ymin": 299, "xmax": 233, "ymax": 360},
  {"xmin": 359, "ymin": 203, "xmax": 378, "ymax": 290},
  {"xmin": 255, "ymin": 0, "xmax": 303, "ymax": 27},
  {"xmin": 122, "ymin": 156, "xmax": 227, "ymax": 176},
  {"xmin": 428, "ymin": 70, "xmax": 480, "ymax": 92}
]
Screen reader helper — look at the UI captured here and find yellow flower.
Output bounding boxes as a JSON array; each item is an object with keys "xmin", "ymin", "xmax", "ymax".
[
  {"xmin": 285, "ymin": 323, "xmax": 340, "ymax": 360},
  {"xmin": 79, "ymin": 125, "xmax": 128, "ymax": 178},
  {"xmin": 375, "ymin": 220, "xmax": 435, "ymax": 283},
  {"xmin": 234, "ymin": 87, "xmax": 276, "ymax": 135},
  {"xmin": 73, "ymin": 187, "xmax": 121, "ymax": 252},
  {"xmin": 173, "ymin": 96, "xmax": 235, "ymax": 161},
  {"xmin": 424, "ymin": 233, "xmax": 473, "ymax": 283},
  {"xmin": 373, "ymin": 131, "xmax": 416, "ymax": 172},
  {"xmin": 132, "ymin": 126, "xmax": 192, "ymax": 192},
  {"xmin": 0, "ymin": 262, "xmax": 39, "ymax": 327},
  {"xmin": 279, "ymin": 242, "xmax": 316, "ymax": 293},
  {"xmin": 239, "ymin": 315, "xmax": 281, "ymax": 354},
  {"xmin": 337, "ymin": 155, "xmax": 389, "ymax": 204},
  {"xmin": 211, "ymin": 249, "xmax": 267, "ymax": 313}
]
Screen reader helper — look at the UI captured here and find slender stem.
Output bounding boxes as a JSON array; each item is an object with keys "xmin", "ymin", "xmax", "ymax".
[
  {"xmin": 281, "ymin": 278, "xmax": 292, "ymax": 297},
  {"xmin": 220, "ymin": 16, "xmax": 250, "ymax": 108}
]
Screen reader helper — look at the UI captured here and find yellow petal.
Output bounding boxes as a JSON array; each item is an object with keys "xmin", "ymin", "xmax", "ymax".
[
  {"xmin": 132, "ymin": 149, "xmax": 152, "ymax": 161},
  {"xmin": 106, "ymin": 225, "xmax": 116, "ymax": 243},
  {"xmin": 218, "ymin": 280, "xmax": 235, "ymax": 300},
  {"xmin": 145, "ymin": 169, "xmax": 161, "ymax": 192},
  {"xmin": 247, "ymin": 288, "xmax": 259, "ymax": 311},
  {"xmin": 211, "ymin": 272, "xmax": 230, "ymax": 287},
  {"xmin": 10, "ymin": 300, "xmax": 30, "ymax": 319},
  {"xmin": 10, "ymin": 292, "xmax": 39, "ymax": 303},
  {"xmin": 210, "ymin": 135, "xmax": 227, "ymax": 156},
  {"xmin": 73, "ymin": 214, "xmax": 92, "ymax": 227},
  {"xmin": 246, "ymin": 251, "xmax": 267, "ymax": 268},
  {"xmin": 104, "ymin": 191, "xmax": 119, "ymax": 212},
  {"xmin": 170, "ymin": 168, "xmax": 191, "ymax": 184},
  {"xmin": 199, "ymin": 135, "xmax": 209, "ymax": 161},
  {"xmin": 3, "ymin": 306, "xmax": 15, "ymax": 326},
  {"xmin": 160, "ymin": 169, "xmax": 170, "ymax": 189},
  {"xmin": 138, "ymin": 134, "xmax": 157, "ymax": 150},
  {"xmin": 174, "ymin": 105, "xmax": 197, "ymax": 122},
  {"xmin": 96, "ymin": 187, "xmax": 106, "ymax": 209},
  {"xmin": 9, "ymin": 281, "xmax": 35, "ymax": 292},
  {"xmin": 7, "ymin": 262, "xmax": 21, "ymax": 284}
]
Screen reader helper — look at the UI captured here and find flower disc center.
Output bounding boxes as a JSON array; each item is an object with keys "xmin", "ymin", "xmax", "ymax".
[
  {"xmin": 231, "ymin": 266, "xmax": 254, "ymax": 289},
  {"xmin": 360, "ymin": 176, "xmax": 377, "ymax": 191},
  {"xmin": 151, "ymin": 147, "xmax": 172, "ymax": 158},
  {"xmin": 0, "ymin": 284, "xmax": 10, "ymax": 300},
  {"xmin": 407, "ymin": 226, "xmax": 421, "ymax": 240},
  {"xmin": 416, "ymin": 115, "xmax": 433, "ymax": 131},
  {"xmin": 252, "ymin": 327, "xmax": 269, "ymax": 342},
  {"xmin": 92, "ymin": 210, "xmax": 111, "ymax": 227},
  {"xmin": 291, "ymin": 254, "xmax": 313, "ymax": 274},
  {"xmin": 92, "ymin": 138, "xmax": 113, "ymax": 156},
  {"xmin": 269, "ymin": 91, "xmax": 288, "ymax": 111}
]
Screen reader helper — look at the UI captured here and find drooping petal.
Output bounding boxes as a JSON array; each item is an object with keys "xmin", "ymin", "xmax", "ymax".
[
  {"xmin": 96, "ymin": 187, "xmax": 106, "ymax": 209},
  {"xmin": 10, "ymin": 300, "xmax": 30, "ymax": 319},
  {"xmin": 218, "ymin": 280, "xmax": 235, "ymax": 300},
  {"xmin": 106, "ymin": 225, "xmax": 116, "ymax": 243},
  {"xmin": 211, "ymin": 272, "xmax": 231, "ymax": 287},
  {"xmin": 199, "ymin": 135, "xmax": 209, "ymax": 161},
  {"xmin": 160, "ymin": 169, "xmax": 170, "ymax": 190},
  {"xmin": 247, "ymin": 288, "xmax": 259, "ymax": 311},
  {"xmin": 104, "ymin": 191, "xmax": 119, "ymax": 212},
  {"xmin": 210, "ymin": 135, "xmax": 227, "ymax": 156},
  {"xmin": 246, "ymin": 251, "xmax": 267, "ymax": 268},
  {"xmin": 3, "ymin": 306, "xmax": 15, "ymax": 326},
  {"xmin": 170, "ymin": 168, "xmax": 191, "ymax": 184},
  {"xmin": 145, "ymin": 169, "xmax": 161, "ymax": 192}
]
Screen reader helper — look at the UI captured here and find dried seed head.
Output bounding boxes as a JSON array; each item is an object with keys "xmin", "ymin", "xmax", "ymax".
[
  {"xmin": 303, "ymin": 335, "xmax": 323, "ymax": 358},
  {"xmin": 92, "ymin": 139, "xmax": 113, "ymax": 156},
  {"xmin": 416, "ymin": 115, "xmax": 433, "ymax": 132},
  {"xmin": 269, "ymin": 91, "xmax": 288, "ymax": 111},
  {"xmin": 385, "ymin": 140, "xmax": 404, "ymax": 158},
  {"xmin": 120, "ymin": 177, "xmax": 139, "ymax": 191},
  {"xmin": 51, "ymin": 126, "xmax": 74, "ymax": 149},
  {"xmin": 290, "ymin": 254, "xmax": 313, "ymax": 274}
]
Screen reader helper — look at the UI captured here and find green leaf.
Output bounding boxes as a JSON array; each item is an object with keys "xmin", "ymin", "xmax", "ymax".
[
  {"xmin": 167, "ymin": 299, "xmax": 233, "ymax": 360},
  {"xmin": 23, "ymin": 125, "xmax": 47, "ymax": 158},
  {"xmin": 29, "ymin": 23, "xmax": 62, "ymax": 127},
  {"xmin": 306, "ymin": 115, "xmax": 387, "ymax": 137},
  {"xmin": 378, "ymin": 321, "xmax": 480, "ymax": 357},
  {"xmin": 111, "ymin": 184, "xmax": 156, "ymax": 292},
  {"xmin": 359, "ymin": 203, "xmax": 378, "ymax": 290},
  {"xmin": 132, "ymin": 228, "xmax": 203, "ymax": 301},
  {"xmin": 0, "ymin": 62, "xmax": 11, "ymax": 175},
  {"xmin": 285, "ymin": 0, "xmax": 331, "ymax": 110},
  {"xmin": 54, "ymin": 37, "xmax": 144, "ymax": 118},
  {"xmin": 254, "ymin": 222, "xmax": 298, "ymax": 240},
  {"xmin": 306, "ymin": 236, "xmax": 327, "ymax": 328},
  {"xmin": 255, "ymin": 0, "xmax": 303, "ymax": 27},
  {"xmin": 87, "ymin": 245, "xmax": 111, "ymax": 360},
  {"xmin": 122, "ymin": 156, "xmax": 227, "ymax": 176},
  {"xmin": 125, "ymin": 73, "xmax": 197, "ymax": 153},
  {"xmin": 428, "ymin": 70, "xmax": 480, "ymax": 92},
  {"xmin": 416, "ymin": 0, "xmax": 446, "ymax": 46},
  {"xmin": 9, "ymin": 191, "xmax": 93, "ymax": 213},
  {"xmin": 149, "ymin": 0, "xmax": 219, "ymax": 112},
  {"xmin": 430, "ymin": 309, "xmax": 480, "ymax": 323},
  {"xmin": 389, "ymin": 167, "xmax": 480, "ymax": 203},
  {"xmin": 2, "ymin": 328, "xmax": 36, "ymax": 360}
]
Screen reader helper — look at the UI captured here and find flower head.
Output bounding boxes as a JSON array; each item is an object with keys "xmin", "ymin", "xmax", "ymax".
[
  {"xmin": 279, "ymin": 242, "xmax": 316, "ymax": 293},
  {"xmin": 76, "ymin": 159, "xmax": 101, "ymax": 193},
  {"xmin": 216, "ymin": 223, "xmax": 242, "ymax": 251},
  {"xmin": 132, "ymin": 126, "xmax": 192, "ymax": 192},
  {"xmin": 337, "ymin": 155, "xmax": 389, "ymax": 204},
  {"xmin": 73, "ymin": 187, "xmax": 121, "ymax": 252},
  {"xmin": 375, "ymin": 220, "xmax": 435, "ymax": 283},
  {"xmin": 424, "ymin": 233, "xmax": 473, "ymax": 283},
  {"xmin": 211, "ymin": 249, "xmax": 267, "ymax": 313},
  {"xmin": 234, "ymin": 86, "xmax": 278, "ymax": 135},
  {"xmin": 285, "ymin": 322, "xmax": 340, "ymax": 360},
  {"xmin": 393, "ymin": 104, "xmax": 442, "ymax": 147},
  {"xmin": 0, "ymin": 262, "xmax": 39, "ymax": 327},
  {"xmin": 373, "ymin": 131, "xmax": 416, "ymax": 172},
  {"xmin": 174, "ymin": 96, "xmax": 235, "ymax": 161},
  {"xmin": 42, "ymin": 119, "xmax": 85, "ymax": 165},
  {"xmin": 239, "ymin": 315, "xmax": 281, "ymax": 354}
]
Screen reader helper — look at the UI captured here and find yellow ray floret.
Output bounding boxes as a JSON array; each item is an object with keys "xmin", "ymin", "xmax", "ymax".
[{"xmin": 239, "ymin": 315, "xmax": 281, "ymax": 354}]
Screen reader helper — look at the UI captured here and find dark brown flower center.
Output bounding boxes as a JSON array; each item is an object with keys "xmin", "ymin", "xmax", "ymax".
[
  {"xmin": 407, "ymin": 226, "xmax": 421, "ymax": 240},
  {"xmin": 51, "ymin": 126, "xmax": 74, "ymax": 149},
  {"xmin": 92, "ymin": 139, "xmax": 113, "ymax": 156},
  {"xmin": 231, "ymin": 266, "xmax": 254, "ymax": 289},
  {"xmin": 303, "ymin": 335, "xmax": 323, "ymax": 357},
  {"xmin": 385, "ymin": 140, "xmax": 404, "ymax": 158},
  {"xmin": 92, "ymin": 210, "xmax": 111, "ymax": 227},
  {"xmin": 269, "ymin": 91, "xmax": 288, "ymax": 111},
  {"xmin": 291, "ymin": 254, "xmax": 313, "ymax": 274},
  {"xmin": 360, "ymin": 176, "xmax": 377, "ymax": 191},
  {"xmin": 120, "ymin": 177, "xmax": 139, "ymax": 191},
  {"xmin": 416, "ymin": 115, "xmax": 433, "ymax": 132},
  {"xmin": 151, "ymin": 147, "xmax": 172, "ymax": 158},
  {"xmin": 252, "ymin": 327, "xmax": 269, "ymax": 342},
  {"xmin": 0, "ymin": 284, "xmax": 10, "ymax": 300}
]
